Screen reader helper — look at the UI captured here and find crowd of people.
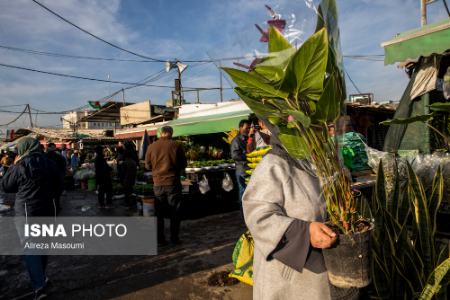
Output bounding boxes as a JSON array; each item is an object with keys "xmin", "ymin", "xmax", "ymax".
[
  {"xmin": 0, "ymin": 127, "xmax": 188, "ymax": 299},
  {"xmin": 1, "ymin": 119, "xmax": 359, "ymax": 299}
]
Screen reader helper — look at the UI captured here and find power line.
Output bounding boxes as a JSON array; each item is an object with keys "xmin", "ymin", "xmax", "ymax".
[
  {"xmin": 345, "ymin": 69, "xmax": 362, "ymax": 94},
  {"xmin": 0, "ymin": 44, "xmax": 161, "ymax": 63},
  {"xmin": 0, "ymin": 105, "xmax": 28, "ymax": 126},
  {"xmin": 0, "ymin": 43, "xmax": 248, "ymax": 63},
  {"xmin": 31, "ymin": 0, "xmax": 165, "ymax": 62},
  {"xmin": 0, "ymin": 62, "xmax": 231, "ymax": 90},
  {"xmin": 444, "ymin": 0, "xmax": 450, "ymax": 17},
  {"xmin": 30, "ymin": 0, "xmax": 247, "ymax": 63}
]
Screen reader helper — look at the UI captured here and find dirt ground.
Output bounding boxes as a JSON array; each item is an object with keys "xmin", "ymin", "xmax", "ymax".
[{"xmin": 0, "ymin": 190, "xmax": 253, "ymax": 300}]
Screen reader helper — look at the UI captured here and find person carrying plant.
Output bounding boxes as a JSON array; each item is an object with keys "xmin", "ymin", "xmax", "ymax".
[
  {"xmin": 145, "ymin": 126, "xmax": 187, "ymax": 246},
  {"xmin": 243, "ymin": 126, "xmax": 359, "ymax": 299},
  {"xmin": 230, "ymin": 119, "xmax": 251, "ymax": 205}
]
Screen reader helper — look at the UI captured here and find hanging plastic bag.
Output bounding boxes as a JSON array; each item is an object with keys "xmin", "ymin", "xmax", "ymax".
[
  {"xmin": 222, "ymin": 173, "xmax": 234, "ymax": 192},
  {"xmin": 229, "ymin": 231, "xmax": 254, "ymax": 286},
  {"xmin": 443, "ymin": 66, "xmax": 450, "ymax": 100},
  {"xmin": 198, "ymin": 174, "xmax": 210, "ymax": 194}
]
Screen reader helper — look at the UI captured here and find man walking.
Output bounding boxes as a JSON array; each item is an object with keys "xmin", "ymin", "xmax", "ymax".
[
  {"xmin": 231, "ymin": 119, "xmax": 251, "ymax": 204},
  {"xmin": 145, "ymin": 126, "xmax": 186, "ymax": 246}
]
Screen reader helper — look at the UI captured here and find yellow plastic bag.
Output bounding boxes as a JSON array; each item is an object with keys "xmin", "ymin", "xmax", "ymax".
[{"xmin": 229, "ymin": 231, "xmax": 254, "ymax": 286}]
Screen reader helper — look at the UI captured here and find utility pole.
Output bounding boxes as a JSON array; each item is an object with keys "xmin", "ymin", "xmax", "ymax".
[
  {"xmin": 26, "ymin": 104, "xmax": 33, "ymax": 128},
  {"xmin": 196, "ymin": 89, "xmax": 200, "ymax": 104},
  {"xmin": 219, "ymin": 61, "xmax": 223, "ymax": 102},
  {"xmin": 421, "ymin": 0, "xmax": 427, "ymax": 26}
]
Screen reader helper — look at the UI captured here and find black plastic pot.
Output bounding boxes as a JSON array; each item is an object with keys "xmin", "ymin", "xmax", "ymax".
[{"xmin": 322, "ymin": 224, "xmax": 373, "ymax": 288}]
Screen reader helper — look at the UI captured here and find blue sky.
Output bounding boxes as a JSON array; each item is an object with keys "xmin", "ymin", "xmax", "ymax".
[{"xmin": 0, "ymin": 0, "xmax": 448, "ymax": 128}]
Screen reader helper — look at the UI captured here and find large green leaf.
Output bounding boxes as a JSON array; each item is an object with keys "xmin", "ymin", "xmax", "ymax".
[
  {"xmin": 286, "ymin": 110, "xmax": 311, "ymax": 128},
  {"xmin": 380, "ymin": 114, "xmax": 433, "ymax": 126},
  {"xmin": 407, "ymin": 162, "xmax": 434, "ymax": 276},
  {"xmin": 315, "ymin": 0, "xmax": 346, "ymax": 101},
  {"xmin": 252, "ymin": 24, "xmax": 295, "ymax": 83},
  {"xmin": 222, "ymin": 67, "xmax": 288, "ymax": 99},
  {"xmin": 429, "ymin": 166, "xmax": 444, "ymax": 239},
  {"xmin": 277, "ymin": 126, "xmax": 309, "ymax": 158},
  {"xmin": 429, "ymin": 102, "xmax": 450, "ymax": 113},
  {"xmin": 311, "ymin": 71, "xmax": 340, "ymax": 123},
  {"xmin": 268, "ymin": 25, "xmax": 293, "ymax": 53},
  {"xmin": 280, "ymin": 28, "xmax": 328, "ymax": 103},
  {"xmin": 419, "ymin": 258, "xmax": 450, "ymax": 300},
  {"xmin": 234, "ymin": 88, "xmax": 280, "ymax": 118},
  {"xmin": 253, "ymin": 48, "xmax": 296, "ymax": 82}
]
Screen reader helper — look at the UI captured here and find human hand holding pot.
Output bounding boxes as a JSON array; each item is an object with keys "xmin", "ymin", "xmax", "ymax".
[{"xmin": 309, "ymin": 222, "xmax": 337, "ymax": 249}]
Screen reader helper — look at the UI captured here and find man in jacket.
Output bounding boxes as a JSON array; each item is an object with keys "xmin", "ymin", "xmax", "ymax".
[
  {"xmin": 45, "ymin": 143, "xmax": 66, "ymax": 212},
  {"xmin": 1, "ymin": 137, "xmax": 60, "ymax": 300},
  {"xmin": 95, "ymin": 146, "xmax": 113, "ymax": 208},
  {"xmin": 230, "ymin": 119, "xmax": 251, "ymax": 204},
  {"xmin": 145, "ymin": 126, "xmax": 187, "ymax": 246}
]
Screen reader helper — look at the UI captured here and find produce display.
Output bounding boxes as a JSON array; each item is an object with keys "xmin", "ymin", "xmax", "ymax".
[{"xmin": 245, "ymin": 146, "xmax": 271, "ymax": 183}]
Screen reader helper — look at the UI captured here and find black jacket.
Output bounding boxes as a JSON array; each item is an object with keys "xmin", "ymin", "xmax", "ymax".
[
  {"xmin": 95, "ymin": 156, "xmax": 112, "ymax": 185},
  {"xmin": 1, "ymin": 153, "xmax": 59, "ymax": 217},
  {"xmin": 230, "ymin": 133, "xmax": 248, "ymax": 175}
]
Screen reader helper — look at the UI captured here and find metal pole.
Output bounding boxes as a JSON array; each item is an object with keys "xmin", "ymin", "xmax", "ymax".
[
  {"xmin": 219, "ymin": 61, "xmax": 223, "ymax": 102},
  {"xmin": 27, "ymin": 104, "xmax": 33, "ymax": 128},
  {"xmin": 178, "ymin": 68, "xmax": 182, "ymax": 106},
  {"xmin": 421, "ymin": 0, "xmax": 427, "ymax": 26},
  {"xmin": 196, "ymin": 89, "xmax": 200, "ymax": 103},
  {"xmin": 122, "ymin": 89, "xmax": 125, "ymax": 106}
]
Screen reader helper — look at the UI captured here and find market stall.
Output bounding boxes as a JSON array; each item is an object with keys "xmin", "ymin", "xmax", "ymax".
[{"xmin": 158, "ymin": 108, "xmax": 252, "ymax": 217}]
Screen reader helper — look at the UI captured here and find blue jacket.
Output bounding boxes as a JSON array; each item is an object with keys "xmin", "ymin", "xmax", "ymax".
[{"xmin": 1, "ymin": 152, "xmax": 59, "ymax": 217}]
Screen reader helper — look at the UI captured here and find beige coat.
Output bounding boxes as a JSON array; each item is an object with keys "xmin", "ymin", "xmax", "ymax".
[{"xmin": 243, "ymin": 153, "xmax": 331, "ymax": 300}]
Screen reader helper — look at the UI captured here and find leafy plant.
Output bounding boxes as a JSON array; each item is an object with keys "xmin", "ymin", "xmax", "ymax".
[
  {"xmin": 223, "ymin": 0, "xmax": 363, "ymax": 234},
  {"xmin": 371, "ymin": 159, "xmax": 450, "ymax": 299}
]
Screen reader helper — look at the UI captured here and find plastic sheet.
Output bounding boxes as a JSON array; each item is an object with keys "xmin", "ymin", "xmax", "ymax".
[
  {"xmin": 366, "ymin": 143, "xmax": 450, "ymax": 204},
  {"xmin": 73, "ymin": 168, "xmax": 95, "ymax": 181}
]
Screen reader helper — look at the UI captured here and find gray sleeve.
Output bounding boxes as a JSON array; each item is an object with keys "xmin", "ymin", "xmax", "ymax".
[
  {"xmin": 243, "ymin": 154, "xmax": 297, "ymax": 260},
  {"xmin": 272, "ymin": 219, "xmax": 311, "ymax": 272}
]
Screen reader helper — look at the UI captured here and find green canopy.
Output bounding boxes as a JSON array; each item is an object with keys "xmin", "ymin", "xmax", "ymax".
[
  {"xmin": 382, "ymin": 20, "xmax": 450, "ymax": 65},
  {"xmin": 159, "ymin": 110, "xmax": 251, "ymax": 137}
]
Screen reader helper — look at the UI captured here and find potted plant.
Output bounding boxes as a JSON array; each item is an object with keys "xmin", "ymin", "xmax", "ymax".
[{"xmin": 223, "ymin": 0, "xmax": 372, "ymax": 288}]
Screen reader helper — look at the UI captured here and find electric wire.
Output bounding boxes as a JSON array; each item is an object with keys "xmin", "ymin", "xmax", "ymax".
[
  {"xmin": 30, "ymin": 0, "xmax": 247, "ymax": 63},
  {"xmin": 31, "ymin": 0, "xmax": 165, "ymax": 62},
  {"xmin": 0, "ymin": 62, "xmax": 231, "ymax": 90},
  {"xmin": 444, "ymin": 0, "xmax": 450, "ymax": 17},
  {"xmin": 0, "ymin": 106, "xmax": 28, "ymax": 126},
  {"xmin": 0, "ymin": 42, "xmax": 384, "ymax": 64},
  {"xmin": 345, "ymin": 69, "xmax": 362, "ymax": 94},
  {"xmin": 0, "ymin": 44, "xmax": 160, "ymax": 63}
]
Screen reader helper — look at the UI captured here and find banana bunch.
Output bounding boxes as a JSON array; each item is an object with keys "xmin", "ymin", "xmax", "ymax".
[
  {"xmin": 246, "ymin": 146, "xmax": 271, "ymax": 158},
  {"xmin": 223, "ymin": 129, "xmax": 239, "ymax": 144},
  {"xmin": 245, "ymin": 146, "xmax": 271, "ymax": 183}
]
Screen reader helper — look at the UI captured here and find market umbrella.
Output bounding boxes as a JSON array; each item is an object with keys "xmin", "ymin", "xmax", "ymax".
[{"xmin": 139, "ymin": 130, "xmax": 150, "ymax": 160}]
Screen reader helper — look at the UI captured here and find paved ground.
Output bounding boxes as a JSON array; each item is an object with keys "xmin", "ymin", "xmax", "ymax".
[{"xmin": 0, "ymin": 190, "xmax": 253, "ymax": 300}]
